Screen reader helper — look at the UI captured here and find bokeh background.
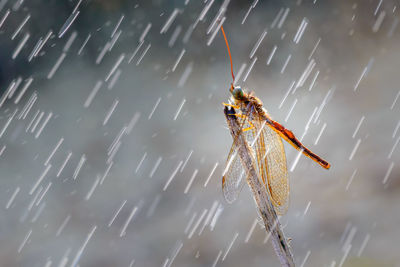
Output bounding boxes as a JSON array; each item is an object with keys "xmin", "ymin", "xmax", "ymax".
[{"xmin": 0, "ymin": 0, "xmax": 399, "ymax": 266}]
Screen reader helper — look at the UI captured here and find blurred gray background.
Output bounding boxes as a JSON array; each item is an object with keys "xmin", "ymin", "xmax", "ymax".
[{"xmin": 0, "ymin": 0, "xmax": 399, "ymax": 266}]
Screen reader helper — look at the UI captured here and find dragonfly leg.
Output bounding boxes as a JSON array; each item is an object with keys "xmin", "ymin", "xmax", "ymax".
[
  {"xmin": 242, "ymin": 123, "xmax": 254, "ymax": 132},
  {"xmin": 233, "ymin": 113, "xmax": 254, "ymax": 132},
  {"xmin": 222, "ymin": 102, "xmax": 240, "ymax": 109}
]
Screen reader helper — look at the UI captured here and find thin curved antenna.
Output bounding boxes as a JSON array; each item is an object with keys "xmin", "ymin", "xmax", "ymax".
[{"xmin": 220, "ymin": 25, "xmax": 235, "ymax": 87}]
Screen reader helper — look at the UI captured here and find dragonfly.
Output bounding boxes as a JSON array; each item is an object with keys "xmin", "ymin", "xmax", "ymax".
[{"xmin": 220, "ymin": 26, "xmax": 330, "ymax": 215}]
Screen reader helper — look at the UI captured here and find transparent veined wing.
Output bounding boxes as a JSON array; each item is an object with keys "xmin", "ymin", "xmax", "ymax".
[
  {"xmin": 246, "ymin": 115, "xmax": 290, "ymax": 215},
  {"xmin": 261, "ymin": 123, "xmax": 289, "ymax": 215},
  {"xmin": 222, "ymin": 143, "xmax": 248, "ymax": 203},
  {"xmin": 222, "ymin": 105, "xmax": 255, "ymax": 203}
]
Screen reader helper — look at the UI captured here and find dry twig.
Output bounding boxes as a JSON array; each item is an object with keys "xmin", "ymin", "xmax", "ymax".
[{"xmin": 224, "ymin": 106, "xmax": 295, "ymax": 267}]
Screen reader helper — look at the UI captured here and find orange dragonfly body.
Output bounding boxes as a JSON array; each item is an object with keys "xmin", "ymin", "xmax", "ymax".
[{"xmin": 220, "ymin": 26, "xmax": 330, "ymax": 214}]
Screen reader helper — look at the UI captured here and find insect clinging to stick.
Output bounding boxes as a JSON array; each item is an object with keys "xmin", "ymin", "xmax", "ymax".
[{"xmin": 220, "ymin": 25, "xmax": 330, "ymax": 214}]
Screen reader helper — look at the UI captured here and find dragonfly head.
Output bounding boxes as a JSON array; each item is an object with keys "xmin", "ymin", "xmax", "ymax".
[{"xmin": 230, "ymin": 85, "xmax": 244, "ymax": 101}]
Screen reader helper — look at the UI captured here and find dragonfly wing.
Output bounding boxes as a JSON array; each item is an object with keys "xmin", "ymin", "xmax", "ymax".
[
  {"xmin": 260, "ymin": 123, "xmax": 289, "ymax": 215},
  {"xmin": 222, "ymin": 143, "xmax": 248, "ymax": 203},
  {"xmin": 222, "ymin": 106, "xmax": 256, "ymax": 203},
  {"xmin": 243, "ymin": 116, "xmax": 289, "ymax": 215}
]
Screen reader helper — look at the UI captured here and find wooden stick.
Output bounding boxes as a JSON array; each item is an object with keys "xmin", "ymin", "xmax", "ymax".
[{"xmin": 223, "ymin": 106, "xmax": 295, "ymax": 267}]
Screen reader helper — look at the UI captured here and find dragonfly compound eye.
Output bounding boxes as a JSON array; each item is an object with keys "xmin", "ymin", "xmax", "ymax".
[{"xmin": 232, "ymin": 87, "xmax": 244, "ymax": 100}]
